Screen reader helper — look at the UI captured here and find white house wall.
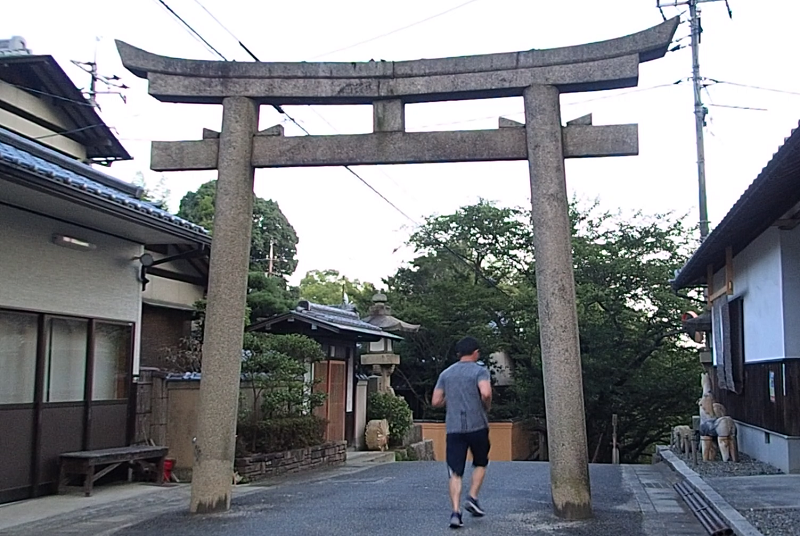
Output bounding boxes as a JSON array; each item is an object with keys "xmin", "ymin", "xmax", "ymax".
[
  {"xmin": 780, "ymin": 227, "xmax": 800, "ymax": 359},
  {"xmin": 0, "ymin": 205, "xmax": 143, "ymax": 371},
  {"xmin": 142, "ymin": 275, "xmax": 204, "ymax": 310},
  {"xmin": 714, "ymin": 227, "xmax": 785, "ymax": 363}
]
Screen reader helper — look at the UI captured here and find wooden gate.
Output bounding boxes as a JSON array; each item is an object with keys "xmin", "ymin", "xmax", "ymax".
[{"xmin": 313, "ymin": 360, "xmax": 346, "ymax": 442}]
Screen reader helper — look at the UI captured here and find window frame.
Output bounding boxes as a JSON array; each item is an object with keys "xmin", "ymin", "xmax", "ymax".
[{"xmin": 0, "ymin": 306, "xmax": 134, "ymax": 407}]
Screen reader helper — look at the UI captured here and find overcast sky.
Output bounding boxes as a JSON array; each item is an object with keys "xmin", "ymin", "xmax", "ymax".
[{"xmin": 4, "ymin": 0, "xmax": 800, "ymax": 286}]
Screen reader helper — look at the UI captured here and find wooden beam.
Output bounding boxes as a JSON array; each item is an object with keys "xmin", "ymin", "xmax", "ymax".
[
  {"xmin": 151, "ymin": 124, "xmax": 638, "ymax": 171},
  {"xmin": 725, "ymin": 246, "xmax": 734, "ymax": 296},
  {"xmin": 706, "ymin": 248, "xmax": 734, "ymax": 306}
]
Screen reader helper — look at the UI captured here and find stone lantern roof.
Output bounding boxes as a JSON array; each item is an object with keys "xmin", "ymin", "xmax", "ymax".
[{"xmin": 361, "ymin": 293, "xmax": 420, "ymax": 333}]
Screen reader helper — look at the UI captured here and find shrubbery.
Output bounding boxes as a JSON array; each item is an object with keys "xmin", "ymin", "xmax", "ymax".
[
  {"xmin": 367, "ymin": 392, "xmax": 413, "ymax": 447},
  {"xmin": 237, "ymin": 333, "xmax": 326, "ymax": 455},
  {"xmin": 237, "ymin": 415, "xmax": 327, "ymax": 454}
]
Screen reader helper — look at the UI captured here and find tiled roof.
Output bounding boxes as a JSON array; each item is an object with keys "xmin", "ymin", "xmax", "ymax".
[
  {"xmin": 295, "ymin": 301, "xmax": 402, "ymax": 339},
  {"xmin": 672, "ymin": 121, "xmax": 800, "ymax": 289},
  {"xmin": 0, "ymin": 128, "xmax": 209, "ymax": 239}
]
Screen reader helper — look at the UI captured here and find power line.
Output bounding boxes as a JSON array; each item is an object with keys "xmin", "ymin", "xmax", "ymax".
[
  {"xmin": 191, "ymin": 0, "xmax": 261, "ymax": 61},
  {"xmin": 707, "ymin": 103, "xmax": 767, "ymax": 112},
  {"xmin": 309, "ymin": 0, "xmax": 483, "ymax": 60},
  {"xmin": 34, "ymin": 124, "xmax": 105, "ymax": 140},
  {"xmin": 707, "ymin": 79, "xmax": 800, "ymax": 97},
  {"xmin": 153, "ymin": 0, "xmax": 228, "ymax": 60},
  {"xmin": 5, "ymin": 82, "xmax": 95, "ymax": 107}
]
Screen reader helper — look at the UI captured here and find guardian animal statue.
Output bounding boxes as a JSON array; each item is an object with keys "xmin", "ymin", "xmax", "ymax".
[
  {"xmin": 698, "ymin": 373, "xmax": 738, "ymax": 462},
  {"xmin": 365, "ymin": 419, "xmax": 390, "ymax": 452},
  {"xmin": 672, "ymin": 425, "xmax": 692, "ymax": 455}
]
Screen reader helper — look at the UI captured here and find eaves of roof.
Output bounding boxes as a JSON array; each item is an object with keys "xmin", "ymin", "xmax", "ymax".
[
  {"xmin": 0, "ymin": 126, "xmax": 210, "ymax": 244},
  {"xmin": 672, "ymin": 121, "xmax": 800, "ymax": 290}
]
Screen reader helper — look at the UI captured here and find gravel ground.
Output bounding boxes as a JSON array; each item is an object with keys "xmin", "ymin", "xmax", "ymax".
[
  {"xmin": 670, "ymin": 446, "xmax": 783, "ymax": 478},
  {"xmin": 670, "ymin": 446, "xmax": 800, "ymax": 535},
  {"xmin": 742, "ymin": 508, "xmax": 800, "ymax": 536}
]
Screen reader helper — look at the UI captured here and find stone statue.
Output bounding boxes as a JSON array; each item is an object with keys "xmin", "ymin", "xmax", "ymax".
[
  {"xmin": 365, "ymin": 419, "xmax": 390, "ymax": 452},
  {"xmin": 698, "ymin": 373, "xmax": 738, "ymax": 462},
  {"xmin": 672, "ymin": 425, "xmax": 692, "ymax": 455}
]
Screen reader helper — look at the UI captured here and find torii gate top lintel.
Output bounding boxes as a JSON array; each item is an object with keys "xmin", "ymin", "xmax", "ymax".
[{"xmin": 116, "ymin": 17, "xmax": 677, "ymax": 105}]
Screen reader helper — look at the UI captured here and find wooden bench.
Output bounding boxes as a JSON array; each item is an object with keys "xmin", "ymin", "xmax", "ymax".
[{"xmin": 58, "ymin": 445, "xmax": 169, "ymax": 497}]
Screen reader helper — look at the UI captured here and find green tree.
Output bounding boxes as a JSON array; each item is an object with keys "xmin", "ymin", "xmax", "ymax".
[
  {"xmin": 247, "ymin": 272, "xmax": 297, "ymax": 324},
  {"xmin": 133, "ymin": 171, "xmax": 170, "ymax": 210},
  {"xmin": 177, "ymin": 180, "xmax": 299, "ymax": 276},
  {"xmin": 239, "ymin": 332, "xmax": 326, "ymax": 453},
  {"xmin": 386, "ymin": 200, "xmax": 702, "ymax": 463},
  {"xmin": 298, "ymin": 269, "xmax": 378, "ymax": 313}
]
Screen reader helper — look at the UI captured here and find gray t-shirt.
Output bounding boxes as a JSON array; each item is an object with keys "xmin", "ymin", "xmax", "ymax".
[{"xmin": 434, "ymin": 361, "xmax": 491, "ymax": 434}]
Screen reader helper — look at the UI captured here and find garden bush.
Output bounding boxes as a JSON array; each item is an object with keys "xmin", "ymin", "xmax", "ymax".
[
  {"xmin": 367, "ymin": 392, "xmax": 413, "ymax": 447},
  {"xmin": 237, "ymin": 415, "xmax": 327, "ymax": 455}
]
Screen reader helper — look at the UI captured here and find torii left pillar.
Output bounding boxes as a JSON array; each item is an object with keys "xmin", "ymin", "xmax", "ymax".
[{"xmin": 190, "ymin": 97, "xmax": 259, "ymax": 513}]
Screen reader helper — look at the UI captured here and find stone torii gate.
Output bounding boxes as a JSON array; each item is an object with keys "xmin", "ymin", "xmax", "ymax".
[{"xmin": 117, "ymin": 17, "xmax": 677, "ymax": 519}]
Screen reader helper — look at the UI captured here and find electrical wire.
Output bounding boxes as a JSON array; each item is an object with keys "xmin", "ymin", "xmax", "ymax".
[
  {"xmin": 309, "ymin": 0, "xmax": 483, "ymax": 60},
  {"xmin": 5, "ymin": 82, "xmax": 95, "ymax": 107},
  {"xmin": 34, "ymin": 124, "xmax": 105, "ymax": 139},
  {"xmin": 153, "ymin": 0, "xmax": 228, "ymax": 60},
  {"xmin": 706, "ymin": 78, "xmax": 800, "ymax": 97},
  {"xmin": 707, "ymin": 103, "xmax": 767, "ymax": 112},
  {"xmin": 191, "ymin": 0, "xmax": 260, "ymax": 61}
]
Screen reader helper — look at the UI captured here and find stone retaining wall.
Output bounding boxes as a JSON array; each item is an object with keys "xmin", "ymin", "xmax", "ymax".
[
  {"xmin": 407, "ymin": 439, "xmax": 435, "ymax": 461},
  {"xmin": 235, "ymin": 441, "xmax": 347, "ymax": 481}
]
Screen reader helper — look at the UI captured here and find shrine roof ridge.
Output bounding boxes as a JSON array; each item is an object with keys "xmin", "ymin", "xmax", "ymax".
[{"xmin": 116, "ymin": 17, "xmax": 677, "ymax": 81}]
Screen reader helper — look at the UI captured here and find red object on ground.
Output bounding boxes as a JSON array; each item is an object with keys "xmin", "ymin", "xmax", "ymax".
[{"xmin": 163, "ymin": 458, "xmax": 175, "ymax": 482}]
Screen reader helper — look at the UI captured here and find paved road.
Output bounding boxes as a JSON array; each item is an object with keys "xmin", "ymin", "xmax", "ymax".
[
  {"xmin": 111, "ymin": 462, "xmax": 703, "ymax": 536},
  {"xmin": 0, "ymin": 461, "xmax": 705, "ymax": 536}
]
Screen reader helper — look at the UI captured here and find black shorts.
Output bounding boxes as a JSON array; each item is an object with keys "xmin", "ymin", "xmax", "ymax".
[{"xmin": 446, "ymin": 428, "xmax": 490, "ymax": 477}]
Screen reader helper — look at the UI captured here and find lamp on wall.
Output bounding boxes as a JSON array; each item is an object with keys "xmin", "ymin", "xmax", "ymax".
[
  {"xmin": 135, "ymin": 252, "xmax": 154, "ymax": 291},
  {"xmin": 52, "ymin": 234, "xmax": 96, "ymax": 251}
]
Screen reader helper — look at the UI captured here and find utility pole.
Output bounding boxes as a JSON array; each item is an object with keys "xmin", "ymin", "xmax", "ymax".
[
  {"xmin": 267, "ymin": 238, "xmax": 274, "ymax": 276},
  {"xmin": 72, "ymin": 38, "xmax": 128, "ymax": 110},
  {"xmin": 658, "ymin": 0, "xmax": 732, "ymax": 241}
]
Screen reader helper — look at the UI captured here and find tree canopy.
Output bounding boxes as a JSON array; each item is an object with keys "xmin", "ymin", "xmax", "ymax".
[
  {"xmin": 298, "ymin": 269, "xmax": 378, "ymax": 314},
  {"xmin": 386, "ymin": 200, "xmax": 702, "ymax": 463},
  {"xmin": 177, "ymin": 180, "xmax": 299, "ymax": 277}
]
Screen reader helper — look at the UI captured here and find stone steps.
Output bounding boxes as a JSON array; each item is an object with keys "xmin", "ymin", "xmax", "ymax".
[{"xmin": 345, "ymin": 451, "xmax": 396, "ymax": 466}]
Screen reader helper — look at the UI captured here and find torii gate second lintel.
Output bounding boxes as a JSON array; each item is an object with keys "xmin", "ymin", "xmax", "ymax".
[{"xmin": 116, "ymin": 18, "xmax": 678, "ymax": 521}]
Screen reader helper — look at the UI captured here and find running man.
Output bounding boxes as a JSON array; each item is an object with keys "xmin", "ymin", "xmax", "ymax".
[{"xmin": 431, "ymin": 336, "xmax": 492, "ymax": 528}]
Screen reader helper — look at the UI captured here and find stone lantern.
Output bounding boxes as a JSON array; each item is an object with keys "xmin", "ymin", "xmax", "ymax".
[{"xmin": 361, "ymin": 293, "xmax": 419, "ymax": 394}]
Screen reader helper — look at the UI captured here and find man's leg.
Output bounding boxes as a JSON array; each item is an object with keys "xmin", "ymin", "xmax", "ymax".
[
  {"xmin": 465, "ymin": 429, "xmax": 490, "ymax": 516},
  {"xmin": 446, "ymin": 433, "xmax": 468, "ymax": 526},
  {"xmin": 468, "ymin": 466, "xmax": 486, "ymax": 500},
  {"xmin": 449, "ymin": 472, "xmax": 463, "ymax": 513}
]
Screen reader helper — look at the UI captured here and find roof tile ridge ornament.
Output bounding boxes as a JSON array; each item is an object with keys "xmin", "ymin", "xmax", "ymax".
[{"xmin": 297, "ymin": 299, "xmax": 360, "ymax": 319}]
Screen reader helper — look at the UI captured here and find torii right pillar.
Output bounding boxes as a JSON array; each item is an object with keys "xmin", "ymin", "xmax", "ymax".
[{"xmin": 524, "ymin": 84, "xmax": 591, "ymax": 518}]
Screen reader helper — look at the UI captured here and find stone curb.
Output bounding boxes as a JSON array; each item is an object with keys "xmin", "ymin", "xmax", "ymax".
[{"xmin": 656, "ymin": 445, "xmax": 764, "ymax": 536}]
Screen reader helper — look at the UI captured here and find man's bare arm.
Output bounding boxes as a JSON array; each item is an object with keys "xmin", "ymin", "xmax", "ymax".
[
  {"xmin": 478, "ymin": 379, "xmax": 492, "ymax": 411},
  {"xmin": 432, "ymin": 387, "xmax": 446, "ymax": 408}
]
